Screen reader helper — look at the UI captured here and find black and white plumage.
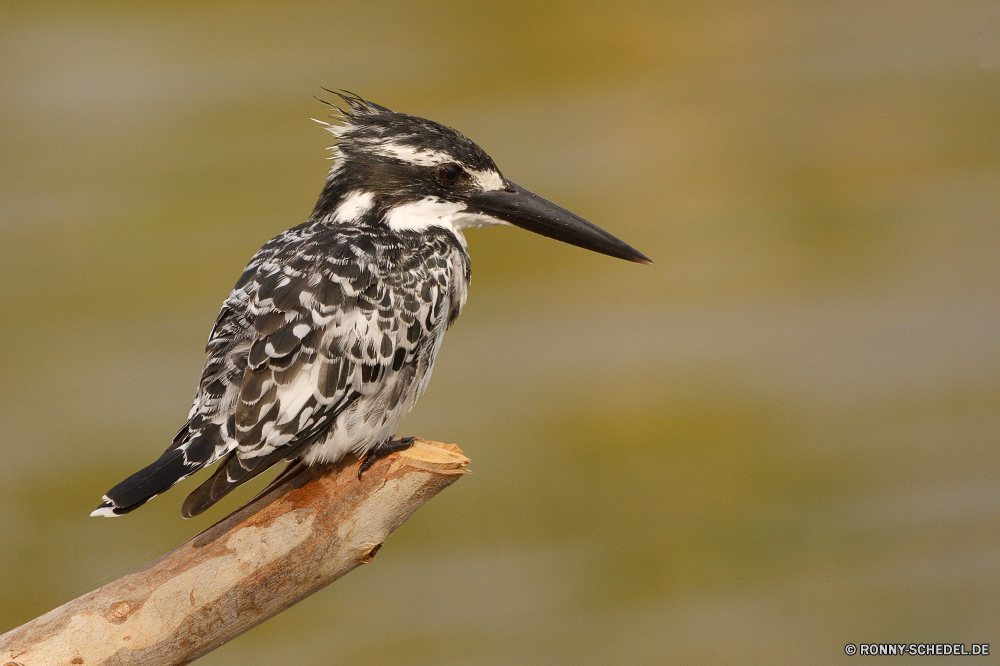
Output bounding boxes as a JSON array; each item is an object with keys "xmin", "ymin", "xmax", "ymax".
[{"xmin": 93, "ymin": 93, "xmax": 650, "ymax": 519}]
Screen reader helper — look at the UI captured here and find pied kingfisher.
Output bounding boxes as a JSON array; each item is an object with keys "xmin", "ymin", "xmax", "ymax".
[{"xmin": 93, "ymin": 92, "xmax": 650, "ymax": 519}]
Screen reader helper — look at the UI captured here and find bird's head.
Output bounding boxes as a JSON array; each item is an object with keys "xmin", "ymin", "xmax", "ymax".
[{"xmin": 313, "ymin": 92, "xmax": 651, "ymax": 264}]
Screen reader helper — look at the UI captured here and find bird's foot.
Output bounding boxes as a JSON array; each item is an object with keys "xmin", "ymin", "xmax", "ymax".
[{"xmin": 358, "ymin": 436, "xmax": 415, "ymax": 479}]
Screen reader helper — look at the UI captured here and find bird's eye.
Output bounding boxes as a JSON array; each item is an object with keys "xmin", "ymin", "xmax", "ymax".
[{"xmin": 436, "ymin": 164, "xmax": 460, "ymax": 185}]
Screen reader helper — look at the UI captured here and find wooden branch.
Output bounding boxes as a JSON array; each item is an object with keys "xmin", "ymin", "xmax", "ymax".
[{"xmin": 0, "ymin": 439, "xmax": 469, "ymax": 666}]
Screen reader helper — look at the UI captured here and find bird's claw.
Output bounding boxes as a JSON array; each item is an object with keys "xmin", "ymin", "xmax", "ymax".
[{"xmin": 358, "ymin": 436, "xmax": 415, "ymax": 479}]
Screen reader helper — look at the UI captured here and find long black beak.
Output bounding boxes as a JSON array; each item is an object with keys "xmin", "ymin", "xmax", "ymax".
[{"xmin": 468, "ymin": 181, "xmax": 652, "ymax": 264}]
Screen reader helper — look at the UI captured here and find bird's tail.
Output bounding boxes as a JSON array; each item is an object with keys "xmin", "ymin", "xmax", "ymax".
[
  {"xmin": 91, "ymin": 421, "xmax": 227, "ymax": 517},
  {"xmin": 91, "ymin": 447, "xmax": 196, "ymax": 517},
  {"xmin": 180, "ymin": 439, "xmax": 309, "ymax": 518}
]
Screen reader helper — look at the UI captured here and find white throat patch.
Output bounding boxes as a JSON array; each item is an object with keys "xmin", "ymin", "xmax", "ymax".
[{"xmin": 384, "ymin": 197, "xmax": 509, "ymax": 237}]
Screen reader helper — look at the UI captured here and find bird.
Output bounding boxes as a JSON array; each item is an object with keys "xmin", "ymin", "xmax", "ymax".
[{"xmin": 91, "ymin": 92, "xmax": 650, "ymax": 519}]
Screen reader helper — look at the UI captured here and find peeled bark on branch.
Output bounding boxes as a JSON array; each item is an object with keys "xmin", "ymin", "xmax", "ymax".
[{"xmin": 0, "ymin": 439, "xmax": 469, "ymax": 666}]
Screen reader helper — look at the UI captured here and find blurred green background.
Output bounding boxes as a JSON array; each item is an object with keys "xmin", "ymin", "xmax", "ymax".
[{"xmin": 1, "ymin": 1, "xmax": 998, "ymax": 664}]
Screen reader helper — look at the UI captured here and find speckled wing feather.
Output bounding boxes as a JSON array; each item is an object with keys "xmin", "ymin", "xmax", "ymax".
[{"xmin": 97, "ymin": 222, "xmax": 466, "ymax": 517}]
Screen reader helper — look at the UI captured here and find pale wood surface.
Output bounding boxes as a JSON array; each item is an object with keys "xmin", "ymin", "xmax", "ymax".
[{"xmin": 0, "ymin": 439, "xmax": 469, "ymax": 666}]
